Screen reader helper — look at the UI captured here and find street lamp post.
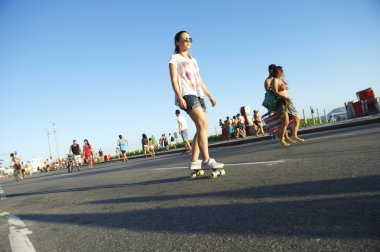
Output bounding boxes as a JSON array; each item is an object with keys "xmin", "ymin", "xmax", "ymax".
[
  {"xmin": 46, "ymin": 129, "xmax": 52, "ymax": 162},
  {"xmin": 51, "ymin": 122, "xmax": 60, "ymax": 159}
]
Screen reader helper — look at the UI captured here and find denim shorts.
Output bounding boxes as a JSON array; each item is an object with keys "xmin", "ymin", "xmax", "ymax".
[
  {"xmin": 180, "ymin": 129, "xmax": 189, "ymax": 141},
  {"xmin": 182, "ymin": 95, "xmax": 206, "ymax": 114}
]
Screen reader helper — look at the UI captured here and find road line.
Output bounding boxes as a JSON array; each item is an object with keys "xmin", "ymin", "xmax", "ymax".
[
  {"xmin": 0, "ymin": 212, "xmax": 36, "ymax": 252},
  {"xmin": 226, "ymin": 160, "xmax": 285, "ymax": 166},
  {"xmin": 151, "ymin": 166, "xmax": 187, "ymax": 170},
  {"xmin": 151, "ymin": 160, "xmax": 285, "ymax": 171},
  {"xmin": 0, "ymin": 186, "xmax": 6, "ymax": 200},
  {"xmin": 307, "ymin": 132, "xmax": 356, "ymax": 141}
]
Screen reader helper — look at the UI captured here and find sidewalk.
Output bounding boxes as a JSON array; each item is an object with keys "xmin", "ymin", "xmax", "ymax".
[{"xmin": 118, "ymin": 114, "xmax": 380, "ymax": 161}]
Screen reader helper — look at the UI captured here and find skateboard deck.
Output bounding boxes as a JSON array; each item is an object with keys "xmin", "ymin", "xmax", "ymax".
[
  {"xmin": 181, "ymin": 150, "xmax": 191, "ymax": 155},
  {"xmin": 190, "ymin": 167, "xmax": 226, "ymax": 179}
]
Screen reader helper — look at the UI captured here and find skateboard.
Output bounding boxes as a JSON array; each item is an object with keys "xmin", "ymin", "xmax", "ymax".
[
  {"xmin": 190, "ymin": 168, "xmax": 226, "ymax": 179},
  {"xmin": 181, "ymin": 150, "xmax": 191, "ymax": 155}
]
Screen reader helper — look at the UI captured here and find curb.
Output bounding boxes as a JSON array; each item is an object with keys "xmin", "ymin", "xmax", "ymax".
[
  {"xmin": 207, "ymin": 114, "xmax": 380, "ymax": 149},
  {"xmin": 107, "ymin": 114, "xmax": 380, "ymax": 162}
]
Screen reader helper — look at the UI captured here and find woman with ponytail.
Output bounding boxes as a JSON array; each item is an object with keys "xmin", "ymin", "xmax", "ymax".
[{"xmin": 169, "ymin": 31, "xmax": 224, "ymax": 170}]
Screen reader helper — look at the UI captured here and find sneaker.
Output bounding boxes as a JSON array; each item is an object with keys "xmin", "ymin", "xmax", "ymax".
[
  {"xmin": 189, "ymin": 160, "xmax": 202, "ymax": 170},
  {"xmin": 201, "ymin": 159, "xmax": 224, "ymax": 169}
]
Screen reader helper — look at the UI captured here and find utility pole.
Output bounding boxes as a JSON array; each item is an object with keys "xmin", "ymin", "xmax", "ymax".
[
  {"xmin": 310, "ymin": 106, "xmax": 315, "ymax": 125},
  {"xmin": 46, "ymin": 129, "xmax": 52, "ymax": 162},
  {"xmin": 317, "ymin": 108, "xmax": 321, "ymax": 124},
  {"xmin": 51, "ymin": 122, "xmax": 60, "ymax": 159},
  {"xmin": 302, "ymin": 109, "xmax": 306, "ymax": 126}
]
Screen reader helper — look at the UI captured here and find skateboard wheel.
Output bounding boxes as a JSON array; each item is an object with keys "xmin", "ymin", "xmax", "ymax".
[
  {"xmin": 211, "ymin": 171, "xmax": 218, "ymax": 178},
  {"xmin": 191, "ymin": 172, "xmax": 197, "ymax": 179},
  {"xmin": 219, "ymin": 169, "xmax": 226, "ymax": 176},
  {"xmin": 197, "ymin": 170, "xmax": 205, "ymax": 176}
]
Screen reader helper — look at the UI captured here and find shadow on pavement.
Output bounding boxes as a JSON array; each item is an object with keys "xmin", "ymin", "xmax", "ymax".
[
  {"xmin": 88, "ymin": 175, "xmax": 380, "ymax": 204},
  {"xmin": 17, "ymin": 175, "xmax": 380, "ymax": 239},
  {"xmin": 4, "ymin": 176, "xmax": 189, "ymax": 198}
]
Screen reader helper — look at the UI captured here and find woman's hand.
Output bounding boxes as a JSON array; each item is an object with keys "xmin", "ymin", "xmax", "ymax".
[
  {"xmin": 179, "ymin": 97, "xmax": 187, "ymax": 109},
  {"xmin": 209, "ymin": 96, "xmax": 217, "ymax": 107}
]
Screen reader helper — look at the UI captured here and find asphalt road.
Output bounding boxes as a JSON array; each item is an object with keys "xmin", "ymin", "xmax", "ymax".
[{"xmin": 1, "ymin": 123, "xmax": 380, "ymax": 252}]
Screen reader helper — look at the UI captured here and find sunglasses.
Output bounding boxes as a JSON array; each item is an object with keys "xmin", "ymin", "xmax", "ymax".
[{"xmin": 182, "ymin": 37, "xmax": 193, "ymax": 43}]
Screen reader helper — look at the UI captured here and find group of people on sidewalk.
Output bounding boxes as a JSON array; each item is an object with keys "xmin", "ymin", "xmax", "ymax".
[{"xmin": 220, "ymin": 110, "xmax": 266, "ymax": 140}]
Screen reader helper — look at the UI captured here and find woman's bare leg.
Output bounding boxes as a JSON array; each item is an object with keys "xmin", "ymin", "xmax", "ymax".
[
  {"xmin": 280, "ymin": 113, "xmax": 290, "ymax": 146},
  {"xmin": 189, "ymin": 107, "xmax": 210, "ymax": 162}
]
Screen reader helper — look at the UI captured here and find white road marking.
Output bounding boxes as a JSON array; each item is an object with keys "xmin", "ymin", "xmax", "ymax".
[
  {"xmin": 0, "ymin": 187, "xmax": 36, "ymax": 252},
  {"xmin": 0, "ymin": 186, "xmax": 6, "ymax": 200},
  {"xmin": 1, "ymin": 212, "xmax": 36, "ymax": 252},
  {"xmin": 8, "ymin": 215, "xmax": 36, "ymax": 252},
  {"xmin": 307, "ymin": 132, "xmax": 356, "ymax": 141},
  {"xmin": 226, "ymin": 160, "xmax": 285, "ymax": 166},
  {"xmin": 151, "ymin": 160, "xmax": 285, "ymax": 171}
]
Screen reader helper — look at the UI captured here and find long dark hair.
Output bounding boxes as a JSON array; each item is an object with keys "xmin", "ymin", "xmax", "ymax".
[
  {"xmin": 273, "ymin": 66, "xmax": 284, "ymax": 78},
  {"xmin": 174, "ymin": 31, "xmax": 189, "ymax": 54},
  {"xmin": 142, "ymin": 134, "xmax": 147, "ymax": 139},
  {"xmin": 268, "ymin": 64, "xmax": 276, "ymax": 77}
]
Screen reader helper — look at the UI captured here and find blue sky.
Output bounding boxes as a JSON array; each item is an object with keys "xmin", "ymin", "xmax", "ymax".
[{"xmin": 1, "ymin": 0, "xmax": 379, "ymax": 162}]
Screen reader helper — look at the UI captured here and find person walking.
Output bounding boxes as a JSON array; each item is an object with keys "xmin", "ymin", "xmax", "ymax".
[
  {"xmin": 151, "ymin": 134, "xmax": 157, "ymax": 150},
  {"xmin": 264, "ymin": 64, "xmax": 291, "ymax": 142},
  {"xmin": 148, "ymin": 138, "xmax": 156, "ymax": 157},
  {"xmin": 175, "ymin": 109, "xmax": 192, "ymax": 154},
  {"xmin": 141, "ymin": 134, "xmax": 150, "ymax": 157},
  {"xmin": 253, "ymin": 110, "xmax": 265, "ymax": 137},
  {"xmin": 117, "ymin": 135, "xmax": 129, "ymax": 163},
  {"xmin": 69, "ymin": 140, "xmax": 82, "ymax": 171},
  {"xmin": 270, "ymin": 66, "xmax": 304, "ymax": 146},
  {"xmin": 10, "ymin": 153, "xmax": 22, "ymax": 178},
  {"xmin": 169, "ymin": 30, "xmax": 223, "ymax": 170},
  {"xmin": 159, "ymin": 134, "xmax": 168, "ymax": 151},
  {"xmin": 237, "ymin": 113, "xmax": 247, "ymax": 138},
  {"xmin": 169, "ymin": 133, "xmax": 177, "ymax": 149},
  {"xmin": 98, "ymin": 149, "xmax": 104, "ymax": 162},
  {"xmin": 83, "ymin": 139, "xmax": 93, "ymax": 169}
]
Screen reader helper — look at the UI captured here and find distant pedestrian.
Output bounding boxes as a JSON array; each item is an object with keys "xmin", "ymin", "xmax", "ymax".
[
  {"xmin": 142, "ymin": 133, "xmax": 149, "ymax": 157},
  {"xmin": 169, "ymin": 30, "xmax": 224, "ymax": 170},
  {"xmin": 175, "ymin": 110, "xmax": 191, "ymax": 154},
  {"xmin": 253, "ymin": 110, "xmax": 265, "ymax": 137},
  {"xmin": 169, "ymin": 133, "xmax": 176, "ymax": 149},
  {"xmin": 26, "ymin": 161, "xmax": 33, "ymax": 176},
  {"xmin": 69, "ymin": 140, "xmax": 82, "ymax": 171},
  {"xmin": 44, "ymin": 159, "xmax": 51, "ymax": 172},
  {"xmin": 148, "ymin": 138, "xmax": 156, "ymax": 157},
  {"xmin": 151, "ymin": 134, "xmax": 158, "ymax": 150},
  {"xmin": 220, "ymin": 119, "xmax": 228, "ymax": 140},
  {"xmin": 98, "ymin": 149, "xmax": 104, "ymax": 162},
  {"xmin": 83, "ymin": 139, "xmax": 93, "ymax": 169},
  {"xmin": 10, "ymin": 153, "xmax": 22, "ymax": 177},
  {"xmin": 233, "ymin": 115, "xmax": 243, "ymax": 139},
  {"xmin": 227, "ymin": 116, "xmax": 234, "ymax": 140},
  {"xmin": 117, "ymin": 135, "xmax": 129, "ymax": 163},
  {"xmin": 159, "ymin": 134, "xmax": 169, "ymax": 151},
  {"xmin": 237, "ymin": 113, "xmax": 247, "ymax": 138}
]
